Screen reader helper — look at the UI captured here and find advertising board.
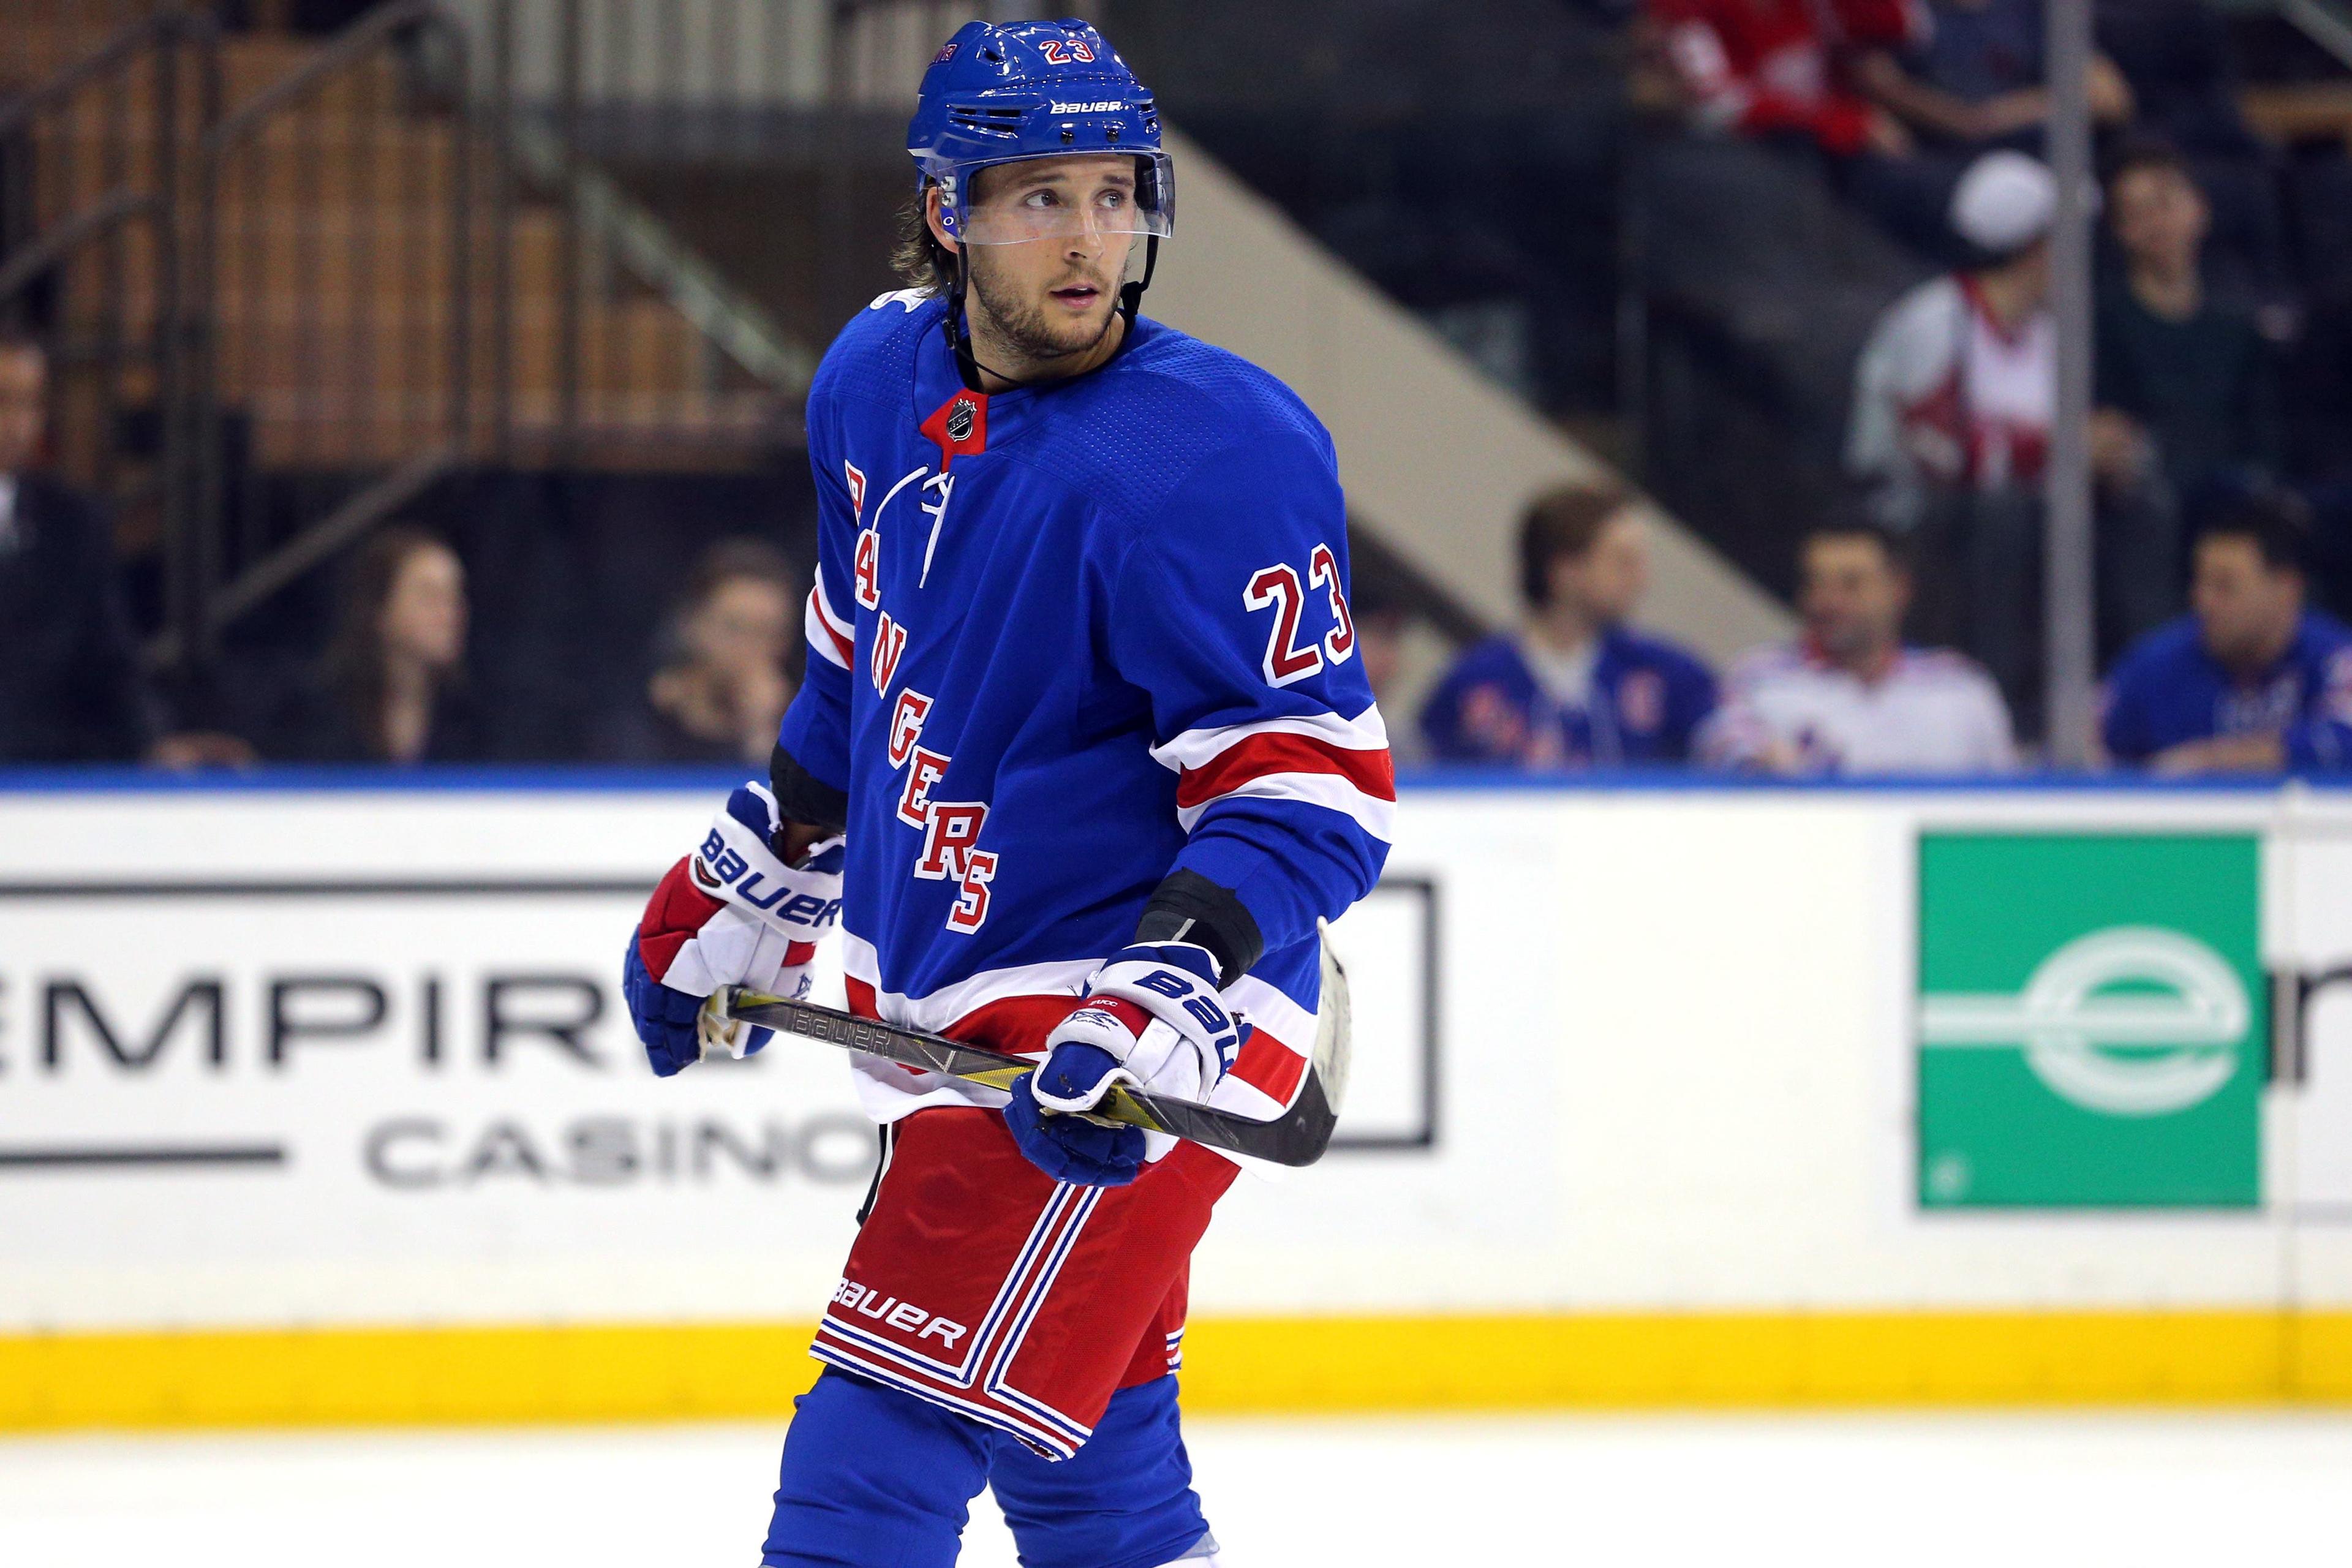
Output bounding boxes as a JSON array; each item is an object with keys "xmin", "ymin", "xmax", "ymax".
[
  {"xmin": 0, "ymin": 786, "xmax": 1439, "ymax": 1333},
  {"xmin": 4, "ymin": 777, "xmax": 2351, "ymax": 1423},
  {"xmin": 1915, "ymin": 833, "xmax": 2266, "ymax": 1208}
]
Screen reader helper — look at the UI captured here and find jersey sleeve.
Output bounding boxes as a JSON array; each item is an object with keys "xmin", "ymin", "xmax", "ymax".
[
  {"xmin": 2285, "ymin": 644, "xmax": 2352, "ymax": 772},
  {"xmin": 1661, "ymin": 647, "xmax": 1721, "ymax": 762},
  {"xmin": 1694, "ymin": 652, "xmax": 1779, "ymax": 769},
  {"xmin": 2098, "ymin": 662, "xmax": 2158, "ymax": 766},
  {"xmin": 1106, "ymin": 434, "xmax": 1393, "ymax": 970},
  {"xmin": 1967, "ymin": 671, "xmax": 2019, "ymax": 772},
  {"xmin": 1846, "ymin": 284, "xmax": 1953, "ymax": 490},
  {"xmin": 772, "ymin": 414, "xmax": 859, "ymax": 813},
  {"xmin": 1417, "ymin": 650, "xmax": 1517, "ymax": 764},
  {"xmin": 1415, "ymin": 666, "xmax": 1472, "ymax": 761}
]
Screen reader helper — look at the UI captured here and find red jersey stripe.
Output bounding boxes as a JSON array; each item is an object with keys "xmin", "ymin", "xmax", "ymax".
[
  {"xmin": 846, "ymin": 975, "xmax": 880, "ymax": 1018},
  {"xmin": 1230, "ymin": 1027, "xmax": 1308, "ymax": 1106},
  {"xmin": 807, "ymin": 586, "xmax": 854, "ymax": 664},
  {"xmin": 1175, "ymin": 729, "xmax": 1395, "ymax": 810}
]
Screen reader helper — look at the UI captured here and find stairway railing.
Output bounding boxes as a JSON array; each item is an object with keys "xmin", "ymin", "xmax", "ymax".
[
  {"xmin": 183, "ymin": 0, "xmax": 480, "ymax": 669},
  {"xmin": 0, "ymin": 8, "xmax": 220, "ymax": 671},
  {"xmin": 6, "ymin": 0, "xmax": 1084, "ymax": 679}
]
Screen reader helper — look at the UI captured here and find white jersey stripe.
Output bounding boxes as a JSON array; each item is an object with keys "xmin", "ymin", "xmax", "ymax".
[
  {"xmin": 837, "ymin": 930, "xmax": 1316, "ymax": 1144},
  {"xmin": 1173, "ymin": 771, "xmax": 1396, "ymax": 842},
  {"xmin": 843, "ymin": 930, "xmax": 1316, "ymax": 1063},
  {"xmin": 1227, "ymin": 974, "xmax": 1314, "ymax": 1057},
  {"xmin": 842, "ymin": 932, "xmax": 1094, "ymax": 1033},
  {"xmin": 811, "ymin": 568, "xmax": 855, "ymax": 638},
  {"xmin": 1148, "ymin": 704, "xmax": 1389, "ymax": 774},
  {"xmin": 805, "ymin": 586, "xmax": 852, "ymax": 669}
]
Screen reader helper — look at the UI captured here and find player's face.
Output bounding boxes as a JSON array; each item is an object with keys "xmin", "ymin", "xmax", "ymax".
[
  {"xmin": 2192, "ymin": 536, "xmax": 2301, "ymax": 667},
  {"xmin": 0, "ymin": 345, "xmax": 47, "ymax": 474},
  {"xmin": 380, "ymin": 542, "xmax": 468, "ymax": 671},
  {"xmin": 953, "ymin": 156, "xmax": 1140, "ymax": 363},
  {"xmin": 1800, "ymin": 536, "xmax": 1907, "ymax": 660}
]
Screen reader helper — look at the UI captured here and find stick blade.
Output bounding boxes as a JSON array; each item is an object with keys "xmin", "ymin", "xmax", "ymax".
[{"xmin": 1312, "ymin": 916, "xmax": 1352, "ymax": 1117}]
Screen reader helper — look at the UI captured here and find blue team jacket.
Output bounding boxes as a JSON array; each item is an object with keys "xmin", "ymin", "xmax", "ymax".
[
  {"xmin": 1419, "ymin": 627, "xmax": 1719, "ymax": 767},
  {"xmin": 773, "ymin": 291, "xmax": 1391, "ymax": 1105},
  {"xmin": 2101, "ymin": 610, "xmax": 2352, "ymax": 770}
]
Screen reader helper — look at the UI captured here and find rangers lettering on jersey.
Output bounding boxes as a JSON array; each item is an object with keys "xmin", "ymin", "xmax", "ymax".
[{"xmin": 774, "ymin": 292, "xmax": 1392, "ymax": 1128}]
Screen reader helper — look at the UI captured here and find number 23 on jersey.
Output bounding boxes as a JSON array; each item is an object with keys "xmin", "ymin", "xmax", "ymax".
[{"xmin": 1243, "ymin": 543, "xmax": 1355, "ymax": 688}]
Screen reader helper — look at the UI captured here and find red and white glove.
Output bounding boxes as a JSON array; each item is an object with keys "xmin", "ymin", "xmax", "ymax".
[{"xmin": 624, "ymin": 782, "xmax": 842, "ymax": 1076}]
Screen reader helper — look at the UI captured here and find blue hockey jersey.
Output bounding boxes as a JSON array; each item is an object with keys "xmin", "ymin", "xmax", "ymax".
[
  {"xmin": 1419, "ymin": 627, "xmax": 1718, "ymax": 767},
  {"xmin": 2102, "ymin": 610, "xmax": 2352, "ymax": 771},
  {"xmin": 774, "ymin": 292, "xmax": 1392, "ymax": 1127}
]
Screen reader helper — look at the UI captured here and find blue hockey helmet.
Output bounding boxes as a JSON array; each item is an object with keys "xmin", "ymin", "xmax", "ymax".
[{"xmin": 907, "ymin": 18, "xmax": 1172, "ymax": 247}]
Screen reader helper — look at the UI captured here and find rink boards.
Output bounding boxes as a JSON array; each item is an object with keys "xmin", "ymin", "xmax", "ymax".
[{"xmin": 3, "ymin": 771, "xmax": 2351, "ymax": 1426}]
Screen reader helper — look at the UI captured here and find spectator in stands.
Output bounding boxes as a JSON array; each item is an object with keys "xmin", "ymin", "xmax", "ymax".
[
  {"xmin": 1845, "ymin": 149, "xmax": 2168, "ymax": 730},
  {"xmin": 1834, "ymin": 0, "xmax": 2130, "ymax": 257},
  {"xmin": 2094, "ymin": 140, "xmax": 2280, "ymax": 512},
  {"xmin": 1420, "ymin": 482, "xmax": 1717, "ymax": 768},
  {"xmin": 2291, "ymin": 288, "xmax": 2352, "ymax": 488},
  {"xmin": 1853, "ymin": 0, "xmax": 2133, "ymax": 152},
  {"xmin": 273, "ymin": 526, "xmax": 481, "ymax": 764},
  {"xmin": 2102, "ymin": 493, "xmax": 2352, "ymax": 774},
  {"xmin": 2289, "ymin": 292, "xmax": 2352, "ymax": 617},
  {"xmin": 2094, "ymin": 0, "xmax": 2263, "ymax": 160},
  {"xmin": 1700, "ymin": 519, "xmax": 2016, "ymax": 773},
  {"xmin": 1849, "ymin": 151, "xmax": 2054, "ymax": 532},
  {"xmin": 1344, "ymin": 569, "xmax": 1427, "ymax": 768},
  {"xmin": 598, "ymin": 537, "xmax": 797, "ymax": 766},
  {"xmin": 0, "ymin": 331, "xmax": 160, "ymax": 763},
  {"xmin": 1646, "ymin": 0, "xmax": 1921, "ymax": 158}
]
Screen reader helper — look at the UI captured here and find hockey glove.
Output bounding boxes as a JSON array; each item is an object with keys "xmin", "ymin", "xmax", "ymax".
[
  {"xmin": 624, "ymin": 782, "xmax": 843, "ymax": 1076},
  {"xmin": 1003, "ymin": 1071, "xmax": 1145, "ymax": 1187},
  {"xmin": 1004, "ymin": 943, "xmax": 1243, "ymax": 1182}
]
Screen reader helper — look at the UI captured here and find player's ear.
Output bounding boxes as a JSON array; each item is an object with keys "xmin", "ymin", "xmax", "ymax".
[{"xmin": 924, "ymin": 184, "xmax": 962, "ymax": 257}]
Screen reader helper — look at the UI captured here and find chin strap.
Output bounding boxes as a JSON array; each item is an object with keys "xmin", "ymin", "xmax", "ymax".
[
  {"xmin": 1118, "ymin": 233, "xmax": 1159, "ymax": 334},
  {"xmin": 946, "ymin": 245, "xmax": 987, "ymax": 394},
  {"xmin": 943, "ymin": 233, "xmax": 1159, "ymax": 396}
]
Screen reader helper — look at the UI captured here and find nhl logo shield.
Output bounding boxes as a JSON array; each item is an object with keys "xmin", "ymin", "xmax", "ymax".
[{"xmin": 921, "ymin": 388, "xmax": 990, "ymax": 467}]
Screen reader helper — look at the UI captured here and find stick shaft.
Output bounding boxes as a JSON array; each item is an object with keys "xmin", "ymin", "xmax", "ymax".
[{"xmin": 720, "ymin": 989, "xmax": 1336, "ymax": 1166}]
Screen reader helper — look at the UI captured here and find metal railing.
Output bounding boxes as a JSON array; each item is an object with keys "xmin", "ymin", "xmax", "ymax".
[
  {"xmin": 489, "ymin": 0, "xmax": 811, "ymax": 465},
  {"xmin": 473, "ymin": 0, "xmax": 1027, "ymax": 460},
  {"xmin": 0, "ymin": 8, "xmax": 220, "ymax": 668},
  {"xmin": 3, "ymin": 0, "xmax": 1076, "ymax": 677},
  {"xmin": 186, "ymin": 0, "xmax": 478, "ymax": 665}
]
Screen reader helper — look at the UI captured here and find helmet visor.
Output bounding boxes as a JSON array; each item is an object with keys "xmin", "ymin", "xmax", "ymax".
[{"xmin": 953, "ymin": 151, "xmax": 1174, "ymax": 247}]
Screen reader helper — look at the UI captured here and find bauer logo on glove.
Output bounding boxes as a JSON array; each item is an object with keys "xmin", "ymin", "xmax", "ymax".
[
  {"xmin": 1006, "ymin": 941, "xmax": 1247, "ymax": 1181},
  {"xmin": 623, "ymin": 782, "xmax": 844, "ymax": 1077},
  {"xmin": 687, "ymin": 796, "xmax": 843, "ymax": 938}
]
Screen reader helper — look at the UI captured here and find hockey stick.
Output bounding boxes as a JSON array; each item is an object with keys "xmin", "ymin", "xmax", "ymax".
[{"xmin": 704, "ymin": 919, "xmax": 1354, "ymax": 1168}]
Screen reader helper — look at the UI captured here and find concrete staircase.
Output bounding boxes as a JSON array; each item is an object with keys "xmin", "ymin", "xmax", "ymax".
[{"xmin": 12, "ymin": 8, "xmax": 776, "ymax": 484}]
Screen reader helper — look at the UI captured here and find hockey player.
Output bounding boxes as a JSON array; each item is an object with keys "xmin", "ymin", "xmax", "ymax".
[{"xmin": 620, "ymin": 20, "xmax": 1391, "ymax": 1568}]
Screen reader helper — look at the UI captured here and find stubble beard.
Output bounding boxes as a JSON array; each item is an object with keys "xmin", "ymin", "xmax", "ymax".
[{"xmin": 965, "ymin": 255, "xmax": 1122, "ymax": 371}]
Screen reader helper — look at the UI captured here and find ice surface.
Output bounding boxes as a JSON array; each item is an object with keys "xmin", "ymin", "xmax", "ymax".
[{"xmin": 3, "ymin": 1409, "xmax": 2348, "ymax": 1566}]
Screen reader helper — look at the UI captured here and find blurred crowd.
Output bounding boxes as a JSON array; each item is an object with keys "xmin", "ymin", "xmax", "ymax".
[
  {"xmin": 4, "ymin": 315, "xmax": 2348, "ymax": 778},
  {"xmin": 1413, "ymin": 476, "xmax": 2349, "ymax": 775},
  {"xmin": 0, "ymin": 330, "xmax": 803, "ymax": 771},
  {"xmin": 7, "ymin": 0, "xmax": 2352, "ymax": 778},
  {"xmin": 1642, "ymin": 0, "xmax": 2352, "ymax": 722}
]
